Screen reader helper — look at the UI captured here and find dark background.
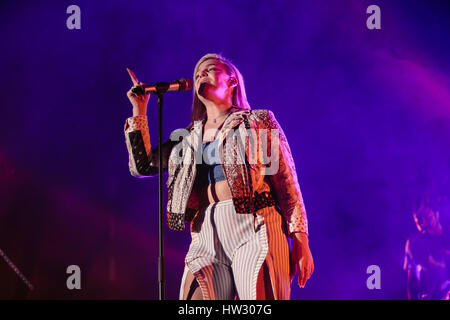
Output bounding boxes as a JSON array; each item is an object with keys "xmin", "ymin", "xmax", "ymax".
[{"xmin": 0, "ymin": 0, "xmax": 449, "ymax": 299}]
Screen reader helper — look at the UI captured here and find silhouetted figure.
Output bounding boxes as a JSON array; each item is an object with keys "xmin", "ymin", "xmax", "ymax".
[{"xmin": 403, "ymin": 195, "xmax": 450, "ymax": 300}]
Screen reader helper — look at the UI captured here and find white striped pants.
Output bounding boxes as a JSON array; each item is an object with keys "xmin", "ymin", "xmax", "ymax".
[{"xmin": 179, "ymin": 199, "xmax": 291, "ymax": 300}]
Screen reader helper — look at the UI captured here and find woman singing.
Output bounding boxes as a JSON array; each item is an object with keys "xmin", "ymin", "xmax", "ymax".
[{"xmin": 124, "ymin": 53, "xmax": 313, "ymax": 300}]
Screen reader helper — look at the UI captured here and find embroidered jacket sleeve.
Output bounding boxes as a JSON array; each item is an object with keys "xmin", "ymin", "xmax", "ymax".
[
  {"xmin": 261, "ymin": 110, "xmax": 309, "ymax": 236},
  {"xmin": 124, "ymin": 115, "xmax": 177, "ymax": 177}
]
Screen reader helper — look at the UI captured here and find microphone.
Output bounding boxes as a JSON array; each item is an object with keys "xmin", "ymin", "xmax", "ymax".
[{"xmin": 132, "ymin": 78, "xmax": 193, "ymax": 95}]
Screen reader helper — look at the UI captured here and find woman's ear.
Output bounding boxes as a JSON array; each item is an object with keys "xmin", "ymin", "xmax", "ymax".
[{"xmin": 228, "ymin": 77, "xmax": 237, "ymax": 88}]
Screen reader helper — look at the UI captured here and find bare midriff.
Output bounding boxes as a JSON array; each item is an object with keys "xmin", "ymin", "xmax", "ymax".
[
  {"xmin": 195, "ymin": 179, "xmax": 233, "ymax": 210},
  {"xmin": 195, "ymin": 116, "xmax": 234, "ymax": 209}
]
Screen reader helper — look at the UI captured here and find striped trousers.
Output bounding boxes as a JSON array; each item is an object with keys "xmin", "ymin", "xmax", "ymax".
[{"xmin": 179, "ymin": 199, "xmax": 291, "ymax": 300}]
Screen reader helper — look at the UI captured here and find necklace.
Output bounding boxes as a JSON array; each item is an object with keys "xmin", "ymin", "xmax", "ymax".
[
  {"xmin": 207, "ymin": 110, "xmax": 230, "ymax": 124},
  {"xmin": 206, "ymin": 106, "xmax": 236, "ymax": 124},
  {"xmin": 203, "ymin": 106, "xmax": 237, "ymax": 142}
]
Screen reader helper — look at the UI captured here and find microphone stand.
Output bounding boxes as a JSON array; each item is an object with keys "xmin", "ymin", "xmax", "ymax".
[
  {"xmin": 138, "ymin": 79, "xmax": 192, "ymax": 300},
  {"xmin": 156, "ymin": 91, "xmax": 165, "ymax": 300}
]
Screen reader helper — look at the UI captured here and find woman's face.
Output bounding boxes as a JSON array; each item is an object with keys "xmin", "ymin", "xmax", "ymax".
[{"xmin": 194, "ymin": 59, "xmax": 235, "ymax": 104}]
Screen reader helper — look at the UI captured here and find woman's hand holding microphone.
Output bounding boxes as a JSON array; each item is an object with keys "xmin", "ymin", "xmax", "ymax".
[{"xmin": 126, "ymin": 68, "xmax": 150, "ymax": 117}]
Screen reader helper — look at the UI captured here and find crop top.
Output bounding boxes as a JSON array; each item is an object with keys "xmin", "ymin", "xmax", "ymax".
[{"xmin": 195, "ymin": 139, "xmax": 226, "ymax": 188}]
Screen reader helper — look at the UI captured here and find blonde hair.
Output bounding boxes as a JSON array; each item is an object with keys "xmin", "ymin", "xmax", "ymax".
[{"xmin": 190, "ymin": 53, "xmax": 251, "ymax": 124}]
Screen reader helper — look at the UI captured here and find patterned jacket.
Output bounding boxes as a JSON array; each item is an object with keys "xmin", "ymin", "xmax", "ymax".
[{"xmin": 124, "ymin": 109, "xmax": 308, "ymax": 236}]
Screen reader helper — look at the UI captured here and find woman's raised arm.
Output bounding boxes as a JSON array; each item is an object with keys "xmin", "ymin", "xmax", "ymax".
[{"xmin": 124, "ymin": 68, "xmax": 176, "ymax": 177}]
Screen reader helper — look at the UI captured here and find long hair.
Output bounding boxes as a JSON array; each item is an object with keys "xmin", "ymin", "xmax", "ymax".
[{"xmin": 190, "ymin": 53, "xmax": 251, "ymax": 125}]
